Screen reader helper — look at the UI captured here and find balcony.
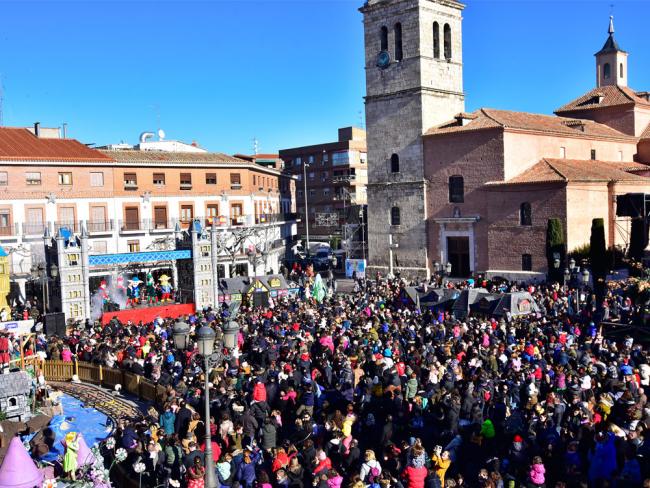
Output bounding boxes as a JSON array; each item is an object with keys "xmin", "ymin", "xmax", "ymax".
[
  {"xmin": 0, "ymin": 224, "xmax": 17, "ymax": 237},
  {"xmin": 231, "ymin": 216, "xmax": 245, "ymax": 226},
  {"xmin": 54, "ymin": 221, "xmax": 81, "ymax": 233},
  {"xmin": 230, "ymin": 183, "xmax": 242, "ymax": 190},
  {"xmin": 123, "ymin": 181, "xmax": 138, "ymax": 190},
  {"xmin": 87, "ymin": 220, "xmax": 114, "ymax": 233},
  {"xmin": 151, "ymin": 219, "xmax": 176, "ymax": 232},
  {"xmin": 180, "ymin": 183, "xmax": 192, "ymax": 190},
  {"xmin": 119, "ymin": 220, "xmax": 145, "ymax": 233},
  {"xmin": 22, "ymin": 223, "xmax": 47, "ymax": 236}
]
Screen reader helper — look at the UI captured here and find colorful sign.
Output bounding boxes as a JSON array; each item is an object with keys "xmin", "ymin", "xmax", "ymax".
[
  {"xmin": 345, "ymin": 259, "xmax": 366, "ymax": 279},
  {"xmin": 0, "ymin": 319, "xmax": 34, "ymax": 335},
  {"xmin": 517, "ymin": 298, "xmax": 531, "ymax": 313},
  {"xmin": 269, "ymin": 278, "xmax": 282, "ymax": 288}
]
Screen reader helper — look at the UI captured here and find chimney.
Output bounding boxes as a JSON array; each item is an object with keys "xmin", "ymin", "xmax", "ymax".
[
  {"xmin": 62, "ymin": 123, "xmax": 68, "ymax": 139},
  {"xmin": 34, "ymin": 122, "xmax": 40, "ymax": 137}
]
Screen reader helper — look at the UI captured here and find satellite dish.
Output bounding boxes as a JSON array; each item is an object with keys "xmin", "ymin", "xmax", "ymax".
[{"xmin": 157, "ymin": 129, "xmax": 166, "ymax": 140}]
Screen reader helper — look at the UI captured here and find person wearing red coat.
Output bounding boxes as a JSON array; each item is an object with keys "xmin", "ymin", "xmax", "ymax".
[
  {"xmin": 402, "ymin": 465, "xmax": 428, "ymax": 488},
  {"xmin": 253, "ymin": 380, "xmax": 267, "ymax": 402}
]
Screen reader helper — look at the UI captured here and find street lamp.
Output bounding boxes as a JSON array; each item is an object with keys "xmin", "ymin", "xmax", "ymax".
[
  {"xmin": 246, "ymin": 248, "xmax": 257, "ymax": 277},
  {"xmin": 223, "ymin": 320, "xmax": 240, "ymax": 349},
  {"xmin": 303, "ymin": 161, "xmax": 311, "ymax": 256},
  {"xmin": 196, "ymin": 325, "xmax": 218, "ymax": 488},
  {"xmin": 388, "ymin": 234, "xmax": 399, "ymax": 278},
  {"xmin": 173, "ymin": 320, "xmax": 190, "ymax": 350}
]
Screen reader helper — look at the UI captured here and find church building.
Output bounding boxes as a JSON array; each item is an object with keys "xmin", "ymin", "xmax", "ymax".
[{"xmin": 362, "ymin": 0, "xmax": 650, "ymax": 279}]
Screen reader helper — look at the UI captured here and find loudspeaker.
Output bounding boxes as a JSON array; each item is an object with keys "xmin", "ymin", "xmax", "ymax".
[
  {"xmin": 44, "ymin": 312, "xmax": 66, "ymax": 337},
  {"xmin": 616, "ymin": 193, "xmax": 646, "ymax": 218}
]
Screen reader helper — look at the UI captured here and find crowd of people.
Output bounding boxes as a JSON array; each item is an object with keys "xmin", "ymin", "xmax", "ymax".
[{"xmin": 22, "ymin": 272, "xmax": 650, "ymax": 487}]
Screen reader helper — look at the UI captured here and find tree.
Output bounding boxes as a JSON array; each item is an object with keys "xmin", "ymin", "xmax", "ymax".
[
  {"xmin": 546, "ymin": 218, "xmax": 565, "ymax": 281},
  {"xmin": 589, "ymin": 218, "xmax": 607, "ymax": 279},
  {"xmin": 590, "ymin": 218, "xmax": 607, "ymax": 306}
]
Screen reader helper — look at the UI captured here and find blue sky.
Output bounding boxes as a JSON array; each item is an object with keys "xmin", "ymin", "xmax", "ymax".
[{"xmin": 0, "ymin": 0, "xmax": 648, "ymax": 154}]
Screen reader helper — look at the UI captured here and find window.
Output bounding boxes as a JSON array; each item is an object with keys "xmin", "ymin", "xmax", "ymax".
[
  {"xmin": 153, "ymin": 173, "xmax": 166, "ymax": 185},
  {"xmin": 394, "ymin": 23, "xmax": 403, "ymax": 61},
  {"xmin": 309, "ymin": 189, "xmax": 315, "ymax": 197},
  {"xmin": 0, "ymin": 211, "xmax": 9, "ymax": 233},
  {"xmin": 26, "ymin": 172, "xmax": 41, "ymax": 185},
  {"xmin": 522, "ymin": 254, "xmax": 532, "ymax": 271},
  {"xmin": 560, "ymin": 147, "xmax": 566, "ymax": 158},
  {"xmin": 323, "ymin": 188, "xmax": 330, "ymax": 197},
  {"xmin": 154, "ymin": 206, "xmax": 168, "ymax": 228},
  {"xmin": 58, "ymin": 172, "xmax": 73, "ymax": 185},
  {"xmin": 124, "ymin": 206, "xmax": 139, "ymax": 230},
  {"xmin": 322, "ymin": 153, "xmax": 329, "ymax": 164},
  {"xmin": 309, "ymin": 172, "xmax": 315, "ymax": 180},
  {"xmin": 449, "ymin": 175, "xmax": 464, "ymax": 203},
  {"xmin": 433, "ymin": 22, "xmax": 441, "ymax": 59},
  {"xmin": 180, "ymin": 205, "xmax": 194, "ymax": 223},
  {"xmin": 90, "ymin": 172, "xmax": 104, "ymax": 187},
  {"xmin": 180, "ymin": 173, "xmax": 192, "ymax": 189},
  {"xmin": 620, "ymin": 63, "xmax": 624, "ymax": 78},
  {"xmin": 89, "ymin": 206, "xmax": 106, "ymax": 231},
  {"xmin": 332, "ymin": 151, "xmax": 351, "ymax": 165},
  {"xmin": 603, "ymin": 63, "xmax": 611, "ymax": 80},
  {"xmin": 390, "ymin": 206, "xmax": 401, "ymax": 226},
  {"xmin": 206, "ymin": 204, "xmax": 219, "ymax": 226},
  {"xmin": 297, "ymin": 190, "xmax": 303, "ymax": 198},
  {"xmin": 294, "ymin": 157, "xmax": 302, "ymax": 167},
  {"xmin": 380, "ymin": 25, "xmax": 388, "ymax": 51},
  {"xmin": 443, "ymin": 23, "xmax": 452, "ymax": 60},
  {"xmin": 230, "ymin": 173, "xmax": 241, "ymax": 189},
  {"xmin": 390, "ymin": 153, "xmax": 400, "ymax": 173},
  {"xmin": 308, "ymin": 155, "xmax": 315, "ymax": 164},
  {"xmin": 360, "ymin": 152, "xmax": 367, "ymax": 164},
  {"xmin": 67, "ymin": 253, "xmax": 80, "ymax": 266},
  {"xmin": 59, "ymin": 206, "xmax": 75, "ymax": 227},
  {"xmin": 0, "ymin": 172, "xmax": 6, "ymax": 186},
  {"xmin": 127, "ymin": 240, "xmax": 140, "ymax": 253},
  {"xmin": 591, "ymin": 149, "xmax": 597, "ymax": 160},
  {"xmin": 520, "ymin": 202, "xmax": 532, "ymax": 226},
  {"xmin": 124, "ymin": 172, "xmax": 137, "ymax": 189},
  {"xmin": 205, "ymin": 172, "xmax": 217, "ymax": 185},
  {"xmin": 321, "ymin": 172, "xmax": 328, "ymax": 182}
]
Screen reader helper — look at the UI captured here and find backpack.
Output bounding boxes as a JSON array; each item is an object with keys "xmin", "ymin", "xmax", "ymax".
[{"xmin": 367, "ymin": 464, "xmax": 380, "ymax": 483}]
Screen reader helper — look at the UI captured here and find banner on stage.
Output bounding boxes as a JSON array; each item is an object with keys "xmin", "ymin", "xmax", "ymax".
[
  {"xmin": 345, "ymin": 259, "xmax": 366, "ymax": 279},
  {"xmin": 0, "ymin": 319, "xmax": 34, "ymax": 335}
]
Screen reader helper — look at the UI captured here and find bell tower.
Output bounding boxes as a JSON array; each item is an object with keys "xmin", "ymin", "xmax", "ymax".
[
  {"xmin": 596, "ymin": 16, "xmax": 628, "ymax": 87},
  {"xmin": 361, "ymin": 0, "xmax": 465, "ymax": 277}
]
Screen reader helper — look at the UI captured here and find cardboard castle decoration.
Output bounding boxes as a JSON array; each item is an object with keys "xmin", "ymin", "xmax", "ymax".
[{"xmin": 0, "ymin": 371, "xmax": 32, "ymax": 422}]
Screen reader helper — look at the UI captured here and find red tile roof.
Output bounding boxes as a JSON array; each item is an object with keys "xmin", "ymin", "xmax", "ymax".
[
  {"xmin": 0, "ymin": 127, "xmax": 113, "ymax": 161},
  {"xmin": 555, "ymin": 85, "xmax": 650, "ymax": 114},
  {"xmin": 101, "ymin": 149, "xmax": 255, "ymax": 165},
  {"xmin": 425, "ymin": 108, "xmax": 633, "ymax": 140},
  {"xmin": 486, "ymin": 158, "xmax": 650, "ymax": 186}
]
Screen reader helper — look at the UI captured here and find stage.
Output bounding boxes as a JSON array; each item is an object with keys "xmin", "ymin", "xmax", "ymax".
[{"xmin": 101, "ymin": 302, "xmax": 196, "ymax": 325}]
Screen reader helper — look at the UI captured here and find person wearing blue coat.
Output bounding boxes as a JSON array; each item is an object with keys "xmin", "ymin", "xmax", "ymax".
[{"xmin": 588, "ymin": 431, "xmax": 617, "ymax": 484}]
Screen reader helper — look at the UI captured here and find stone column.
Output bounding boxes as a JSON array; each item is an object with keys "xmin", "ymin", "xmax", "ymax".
[
  {"xmin": 210, "ymin": 224, "xmax": 219, "ymax": 308},
  {"xmin": 190, "ymin": 223, "xmax": 201, "ymax": 308},
  {"xmin": 80, "ymin": 225, "xmax": 91, "ymax": 320}
]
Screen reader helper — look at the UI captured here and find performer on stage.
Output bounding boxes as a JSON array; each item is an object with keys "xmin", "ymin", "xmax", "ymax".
[
  {"xmin": 126, "ymin": 276, "xmax": 142, "ymax": 308},
  {"xmin": 145, "ymin": 272, "xmax": 158, "ymax": 305},
  {"xmin": 159, "ymin": 274, "xmax": 173, "ymax": 303}
]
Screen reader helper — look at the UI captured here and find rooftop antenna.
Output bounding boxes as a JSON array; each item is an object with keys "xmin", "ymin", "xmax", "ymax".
[
  {"xmin": 358, "ymin": 109, "xmax": 365, "ymax": 129},
  {"xmin": 253, "ymin": 137, "xmax": 259, "ymax": 155}
]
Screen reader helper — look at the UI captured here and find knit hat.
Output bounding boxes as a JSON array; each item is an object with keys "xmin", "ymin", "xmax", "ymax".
[{"xmin": 513, "ymin": 435, "xmax": 523, "ymax": 443}]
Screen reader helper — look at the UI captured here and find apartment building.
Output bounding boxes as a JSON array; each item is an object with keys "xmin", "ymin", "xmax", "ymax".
[
  {"xmin": 279, "ymin": 127, "xmax": 367, "ymax": 255},
  {"xmin": 0, "ymin": 126, "xmax": 297, "ymax": 306}
]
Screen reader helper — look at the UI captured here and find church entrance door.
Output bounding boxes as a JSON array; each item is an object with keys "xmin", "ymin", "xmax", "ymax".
[{"xmin": 447, "ymin": 236, "xmax": 470, "ymax": 277}]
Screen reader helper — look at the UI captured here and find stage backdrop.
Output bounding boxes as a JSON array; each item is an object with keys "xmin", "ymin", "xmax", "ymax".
[{"xmin": 101, "ymin": 303, "xmax": 195, "ymax": 325}]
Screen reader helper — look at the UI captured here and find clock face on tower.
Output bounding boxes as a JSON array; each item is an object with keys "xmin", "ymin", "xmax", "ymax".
[{"xmin": 376, "ymin": 50, "xmax": 391, "ymax": 69}]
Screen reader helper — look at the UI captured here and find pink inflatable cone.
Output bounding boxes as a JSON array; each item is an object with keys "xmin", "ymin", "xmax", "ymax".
[
  {"xmin": 0, "ymin": 436, "xmax": 44, "ymax": 488},
  {"xmin": 76, "ymin": 434, "xmax": 96, "ymax": 467}
]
